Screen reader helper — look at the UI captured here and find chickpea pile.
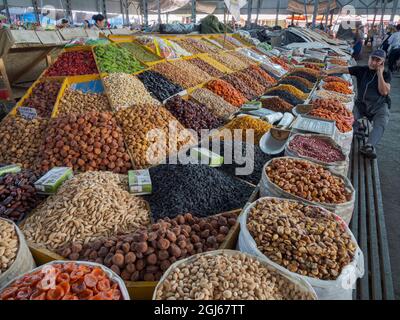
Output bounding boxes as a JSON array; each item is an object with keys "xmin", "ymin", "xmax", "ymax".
[
  {"xmin": 155, "ymin": 252, "xmax": 315, "ymax": 300},
  {"xmin": 266, "ymin": 158, "xmax": 352, "ymax": 204},
  {"xmin": 247, "ymin": 198, "xmax": 357, "ymax": 280}
]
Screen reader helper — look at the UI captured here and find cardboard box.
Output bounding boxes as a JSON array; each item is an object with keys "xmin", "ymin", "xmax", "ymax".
[{"xmin": 34, "ymin": 167, "xmax": 73, "ymax": 194}]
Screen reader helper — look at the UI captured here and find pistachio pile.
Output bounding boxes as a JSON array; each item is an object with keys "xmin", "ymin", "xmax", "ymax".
[
  {"xmin": 246, "ymin": 198, "xmax": 357, "ymax": 280},
  {"xmin": 58, "ymin": 88, "xmax": 111, "ymax": 115}
]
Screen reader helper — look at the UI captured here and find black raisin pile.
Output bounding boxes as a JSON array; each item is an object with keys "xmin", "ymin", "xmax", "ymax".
[{"xmin": 137, "ymin": 70, "xmax": 183, "ymax": 102}]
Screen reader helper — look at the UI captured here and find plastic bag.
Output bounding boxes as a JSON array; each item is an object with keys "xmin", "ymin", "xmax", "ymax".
[
  {"xmin": 284, "ymin": 133, "xmax": 349, "ymax": 176},
  {"xmin": 238, "ymin": 197, "xmax": 364, "ymax": 300},
  {"xmin": 153, "ymin": 249, "xmax": 317, "ymax": 300},
  {"xmin": 335, "ymin": 129, "xmax": 353, "ymax": 156},
  {"xmin": 260, "ymin": 157, "xmax": 355, "ymax": 224}
]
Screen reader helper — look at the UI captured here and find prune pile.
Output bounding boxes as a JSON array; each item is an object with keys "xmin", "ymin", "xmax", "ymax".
[
  {"xmin": 0, "ymin": 170, "xmax": 44, "ymax": 223},
  {"xmin": 164, "ymin": 96, "xmax": 222, "ymax": 137},
  {"xmin": 137, "ymin": 70, "xmax": 183, "ymax": 102},
  {"xmin": 264, "ymin": 89, "xmax": 303, "ymax": 106},
  {"xmin": 288, "ymin": 71, "xmax": 317, "ymax": 83},
  {"xmin": 145, "ymin": 164, "xmax": 255, "ymax": 220}
]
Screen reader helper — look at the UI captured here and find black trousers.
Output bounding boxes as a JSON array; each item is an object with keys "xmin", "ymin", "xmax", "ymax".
[{"xmin": 388, "ymin": 48, "xmax": 400, "ymax": 72}]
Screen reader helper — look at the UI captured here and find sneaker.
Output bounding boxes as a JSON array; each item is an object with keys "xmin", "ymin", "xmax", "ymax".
[{"xmin": 360, "ymin": 144, "xmax": 377, "ymax": 159}]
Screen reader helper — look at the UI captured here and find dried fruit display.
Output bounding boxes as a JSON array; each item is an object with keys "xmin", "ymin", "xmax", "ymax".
[
  {"xmin": 302, "ymin": 57, "xmax": 323, "ymax": 64},
  {"xmin": 260, "ymin": 96, "xmax": 294, "ymax": 112},
  {"xmin": 0, "ymin": 262, "xmax": 125, "ymax": 300},
  {"xmin": 234, "ymin": 72, "xmax": 266, "ymax": 96},
  {"xmin": 115, "ymin": 105, "xmax": 196, "ymax": 169},
  {"xmin": 301, "ymin": 63, "xmax": 322, "ymax": 71},
  {"xmin": 221, "ymin": 74, "xmax": 258, "ymax": 100},
  {"xmin": 270, "ymin": 56, "xmax": 291, "ymax": 70},
  {"xmin": 58, "ymin": 88, "xmax": 111, "ymax": 115},
  {"xmin": 322, "ymin": 81, "xmax": 353, "ymax": 95},
  {"xmin": 0, "ymin": 219, "xmax": 19, "ymax": 274},
  {"xmin": 328, "ymin": 58, "xmax": 348, "ymax": 66},
  {"xmin": 190, "ymin": 88, "xmax": 237, "ymax": 120},
  {"xmin": 20, "ymin": 80, "xmax": 62, "ymax": 118},
  {"xmin": 323, "ymin": 76, "xmax": 351, "ymax": 87},
  {"xmin": 38, "ymin": 112, "xmax": 132, "ymax": 173},
  {"xmin": 175, "ymin": 39, "xmax": 203, "ymax": 54},
  {"xmin": 146, "ymin": 164, "xmax": 254, "ymax": 220},
  {"xmin": 58, "ymin": 212, "xmax": 238, "ymax": 282},
  {"xmin": 208, "ymin": 52, "xmax": 249, "ymax": 71},
  {"xmin": 266, "ymin": 158, "xmax": 352, "ymax": 204},
  {"xmin": 102, "ymin": 73, "xmax": 159, "ymax": 111},
  {"xmin": 246, "ymin": 65, "xmax": 276, "ymax": 88},
  {"xmin": 152, "ymin": 62, "xmax": 201, "ymax": 89},
  {"xmin": 45, "ymin": 51, "xmax": 98, "ymax": 77},
  {"xmin": 137, "ymin": 70, "xmax": 183, "ymax": 102},
  {"xmin": 266, "ymin": 84, "xmax": 307, "ymax": 100},
  {"xmin": 187, "ymin": 58, "xmax": 224, "ymax": 78},
  {"xmin": 21, "ymin": 171, "xmax": 150, "ymax": 250},
  {"xmin": 209, "ymin": 37, "xmax": 237, "ymax": 50},
  {"xmin": 246, "ymin": 198, "xmax": 357, "ymax": 280},
  {"xmin": 0, "ymin": 170, "xmax": 43, "ymax": 223},
  {"xmin": 278, "ymin": 78, "xmax": 311, "ymax": 93},
  {"xmin": 288, "ymin": 70, "xmax": 318, "ymax": 83},
  {"xmin": 206, "ymin": 79, "xmax": 247, "ymax": 107},
  {"xmin": 0, "ymin": 117, "xmax": 48, "ymax": 169},
  {"xmin": 169, "ymin": 59, "xmax": 212, "ymax": 84},
  {"xmin": 313, "ymin": 90, "xmax": 353, "ymax": 103},
  {"xmin": 288, "ymin": 135, "xmax": 346, "ymax": 163},
  {"xmin": 94, "ymin": 44, "xmax": 144, "ymax": 73},
  {"xmin": 283, "ymin": 76, "xmax": 313, "ymax": 89},
  {"xmin": 155, "ymin": 252, "xmax": 315, "ymax": 300},
  {"xmin": 222, "ymin": 115, "xmax": 273, "ymax": 144},
  {"xmin": 228, "ymin": 50, "xmax": 257, "ymax": 66},
  {"xmin": 118, "ymin": 42, "xmax": 161, "ymax": 62},
  {"xmin": 165, "ymin": 96, "xmax": 222, "ymax": 137},
  {"xmin": 263, "ymin": 89, "xmax": 303, "ymax": 106}
]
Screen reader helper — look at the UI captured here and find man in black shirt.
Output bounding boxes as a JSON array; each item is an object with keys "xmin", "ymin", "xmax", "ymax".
[{"xmin": 326, "ymin": 49, "xmax": 391, "ymax": 159}]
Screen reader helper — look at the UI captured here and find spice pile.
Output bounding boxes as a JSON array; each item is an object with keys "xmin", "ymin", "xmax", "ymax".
[
  {"xmin": 0, "ymin": 170, "xmax": 43, "ymax": 223},
  {"xmin": 288, "ymin": 135, "xmax": 346, "ymax": 163},
  {"xmin": 310, "ymin": 99, "xmax": 354, "ymax": 133},
  {"xmin": 146, "ymin": 164, "xmax": 254, "ymax": 220},
  {"xmin": 21, "ymin": 171, "xmax": 150, "ymax": 251},
  {"xmin": 94, "ymin": 44, "xmax": 144, "ymax": 73},
  {"xmin": 38, "ymin": 112, "xmax": 132, "ymax": 173},
  {"xmin": 165, "ymin": 96, "xmax": 222, "ymax": 136},
  {"xmin": 266, "ymin": 158, "xmax": 352, "ymax": 204},
  {"xmin": 0, "ymin": 262, "xmax": 125, "ymax": 300},
  {"xmin": 0, "ymin": 219, "xmax": 18, "ymax": 274},
  {"xmin": 206, "ymin": 79, "xmax": 247, "ymax": 107},
  {"xmin": 21, "ymin": 80, "xmax": 62, "ymax": 118},
  {"xmin": 138, "ymin": 70, "xmax": 183, "ymax": 102},
  {"xmin": 152, "ymin": 62, "xmax": 201, "ymax": 89},
  {"xmin": 190, "ymin": 88, "xmax": 237, "ymax": 120},
  {"xmin": 58, "ymin": 88, "xmax": 111, "ymax": 115},
  {"xmin": 247, "ymin": 198, "xmax": 356, "ymax": 279},
  {"xmin": 103, "ymin": 73, "xmax": 159, "ymax": 110},
  {"xmin": 58, "ymin": 212, "xmax": 238, "ymax": 282},
  {"xmin": 0, "ymin": 117, "xmax": 48, "ymax": 168},
  {"xmin": 222, "ymin": 116, "xmax": 273, "ymax": 144},
  {"xmin": 260, "ymin": 96, "xmax": 294, "ymax": 112},
  {"xmin": 155, "ymin": 252, "xmax": 315, "ymax": 300},
  {"xmin": 116, "ymin": 105, "xmax": 195, "ymax": 169},
  {"xmin": 45, "ymin": 51, "xmax": 98, "ymax": 76}
]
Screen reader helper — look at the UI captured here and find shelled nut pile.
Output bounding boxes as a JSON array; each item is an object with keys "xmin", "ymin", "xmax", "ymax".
[
  {"xmin": 21, "ymin": 171, "xmax": 150, "ymax": 251},
  {"xmin": 58, "ymin": 212, "xmax": 238, "ymax": 282},
  {"xmin": 155, "ymin": 252, "xmax": 316, "ymax": 300},
  {"xmin": 247, "ymin": 198, "xmax": 357, "ymax": 280},
  {"xmin": 0, "ymin": 219, "xmax": 19, "ymax": 275},
  {"xmin": 58, "ymin": 88, "xmax": 111, "ymax": 115}
]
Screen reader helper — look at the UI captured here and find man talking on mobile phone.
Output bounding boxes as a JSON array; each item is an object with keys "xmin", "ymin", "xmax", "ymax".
[{"xmin": 325, "ymin": 49, "xmax": 391, "ymax": 159}]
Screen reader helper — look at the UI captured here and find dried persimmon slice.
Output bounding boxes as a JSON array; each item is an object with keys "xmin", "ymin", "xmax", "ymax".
[
  {"xmin": 46, "ymin": 286, "xmax": 64, "ymax": 300},
  {"xmin": 61, "ymin": 293, "xmax": 79, "ymax": 300},
  {"xmin": 0, "ymin": 287, "xmax": 18, "ymax": 300},
  {"xmin": 96, "ymin": 278, "xmax": 110, "ymax": 292},
  {"xmin": 91, "ymin": 267, "xmax": 106, "ymax": 280},
  {"xmin": 58, "ymin": 282, "xmax": 71, "ymax": 295},
  {"xmin": 78, "ymin": 289, "xmax": 94, "ymax": 300},
  {"xmin": 30, "ymin": 290, "xmax": 47, "ymax": 300},
  {"xmin": 71, "ymin": 279, "xmax": 87, "ymax": 294},
  {"xmin": 84, "ymin": 273, "xmax": 98, "ymax": 288},
  {"xmin": 70, "ymin": 270, "xmax": 84, "ymax": 282},
  {"xmin": 15, "ymin": 287, "xmax": 33, "ymax": 300},
  {"xmin": 57, "ymin": 273, "xmax": 70, "ymax": 283}
]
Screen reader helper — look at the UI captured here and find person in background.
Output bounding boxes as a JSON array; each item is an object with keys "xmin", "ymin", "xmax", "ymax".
[
  {"xmin": 381, "ymin": 25, "xmax": 395, "ymax": 53},
  {"xmin": 352, "ymin": 26, "xmax": 364, "ymax": 60},
  {"xmin": 387, "ymin": 24, "xmax": 400, "ymax": 71},
  {"xmin": 83, "ymin": 19, "xmax": 91, "ymax": 29},
  {"xmin": 325, "ymin": 49, "xmax": 391, "ymax": 159},
  {"xmin": 92, "ymin": 14, "xmax": 106, "ymax": 30},
  {"xmin": 57, "ymin": 18, "xmax": 69, "ymax": 29}
]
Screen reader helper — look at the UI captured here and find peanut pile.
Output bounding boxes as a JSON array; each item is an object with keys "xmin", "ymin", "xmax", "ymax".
[
  {"xmin": 155, "ymin": 252, "xmax": 315, "ymax": 300},
  {"xmin": 0, "ymin": 219, "xmax": 19, "ymax": 275},
  {"xmin": 21, "ymin": 171, "xmax": 150, "ymax": 251},
  {"xmin": 0, "ymin": 117, "xmax": 48, "ymax": 169},
  {"xmin": 266, "ymin": 158, "xmax": 352, "ymax": 204},
  {"xmin": 58, "ymin": 88, "xmax": 111, "ymax": 115},
  {"xmin": 247, "ymin": 198, "xmax": 357, "ymax": 280}
]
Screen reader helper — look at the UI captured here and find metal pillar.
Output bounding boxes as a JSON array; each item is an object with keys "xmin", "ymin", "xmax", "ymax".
[
  {"xmin": 3, "ymin": 0, "xmax": 11, "ymax": 24},
  {"xmin": 65, "ymin": 0, "xmax": 73, "ymax": 22},
  {"xmin": 247, "ymin": 0, "xmax": 253, "ymax": 28},
  {"xmin": 372, "ymin": 0, "xmax": 379, "ymax": 27},
  {"xmin": 102, "ymin": 0, "xmax": 107, "ymax": 20},
  {"xmin": 157, "ymin": 0, "xmax": 161, "ymax": 24},
  {"xmin": 191, "ymin": 0, "xmax": 196, "ymax": 23},
  {"xmin": 391, "ymin": 0, "xmax": 399, "ymax": 22},
  {"xmin": 142, "ymin": 0, "xmax": 148, "ymax": 27},
  {"xmin": 255, "ymin": 0, "xmax": 261, "ymax": 25},
  {"xmin": 125, "ymin": 0, "xmax": 130, "ymax": 26},
  {"xmin": 275, "ymin": 0, "xmax": 281, "ymax": 26},
  {"xmin": 304, "ymin": 0, "xmax": 308, "ymax": 25},
  {"xmin": 380, "ymin": 0, "xmax": 387, "ymax": 33},
  {"xmin": 31, "ymin": 0, "xmax": 40, "ymax": 24},
  {"xmin": 312, "ymin": 0, "xmax": 319, "ymax": 28},
  {"xmin": 325, "ymin": 0, "xmax": 331, "ymax": 30},
  {"xmin": 120, "ymin": 0, "xmax": 125, "ymax": 25}
]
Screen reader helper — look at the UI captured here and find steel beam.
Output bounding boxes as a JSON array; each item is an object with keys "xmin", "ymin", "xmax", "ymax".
[
  {"xmin": 191, "ymin": 0, "xmax": 196, "ymax": 23},
  {"xmin": 275, "ymin": 0, "xmax": 281, "ymax": 26},
  {"xmin": 157, "ymin": 0, "xmax": 161, "ymax": 24},
  {"xmin": 391, "ymin": 0, "xmax": 399, "ymax": 22},
  {"xmin": 312, "ymin": 0, "xmax": 319, "ymax": 28},
  {"xmin": 65, "ymin": 0, "xmax": 72, "ymax": 22},
  {"xmin": 31, "ymin": 0, "xmax": 40, "ymax": 24},
  {"xmin": 247, "ymin": 0, "xmax": 253, "ymax": 28},
  {"xmin": 142, "ymin": 0, "xmax": 148, "ymax": 27}
]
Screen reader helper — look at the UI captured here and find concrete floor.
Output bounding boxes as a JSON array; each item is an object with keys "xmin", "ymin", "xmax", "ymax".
[{"xmin": 359, "ymin": 48, "xmax": 400, "ymax": 299}]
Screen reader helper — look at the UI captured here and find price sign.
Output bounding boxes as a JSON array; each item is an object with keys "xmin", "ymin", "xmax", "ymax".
[{"xmin": 18, "ymin": 107, "xmax": 37, "ymax": 120}]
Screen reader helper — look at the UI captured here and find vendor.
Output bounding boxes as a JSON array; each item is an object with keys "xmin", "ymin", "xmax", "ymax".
[
  {"xmin": 91, "ymin": 14, "xmax": 106, "ymax": 30},
  {"xmin": 325, "ymin": 49, "xmax": 391, "ymax": 159}
]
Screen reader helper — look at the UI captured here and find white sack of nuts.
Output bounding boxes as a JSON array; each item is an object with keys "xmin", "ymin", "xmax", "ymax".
[
  {"xmin": 0, "ymin": 218, "xmax": 35, "ymax": 288},
  {"xmin": 153, "ymin": 250, "xmax": 317, "ymax": 300},
  {"xmin": 238, "ymin": 197, "xmax": 364, "ymax": 300},
  {"xmin": 21, "ymin": 172, "xmax": 150, "ymax": 251}
]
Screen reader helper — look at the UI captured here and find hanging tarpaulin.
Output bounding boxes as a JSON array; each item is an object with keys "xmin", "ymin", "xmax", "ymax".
[
  {"xmin": 147, "ymin": 0, "xmax": 191, "ymax": 13},
  {"xmin": 224, "ymin": 0, "xmax": 248, "ymax": 21},
  {"xmin": 288, "ymin": 0, "xmax": 338, "ymax": 15},
  {"xmin": 196, "ymin": 2, "xmax": 218, "ymax": 14}
]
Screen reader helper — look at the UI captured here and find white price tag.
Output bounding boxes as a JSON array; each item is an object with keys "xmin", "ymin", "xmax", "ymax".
[{"xmin": 18, "ymin": 107, "xmax": 37, "ymax": 120}]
